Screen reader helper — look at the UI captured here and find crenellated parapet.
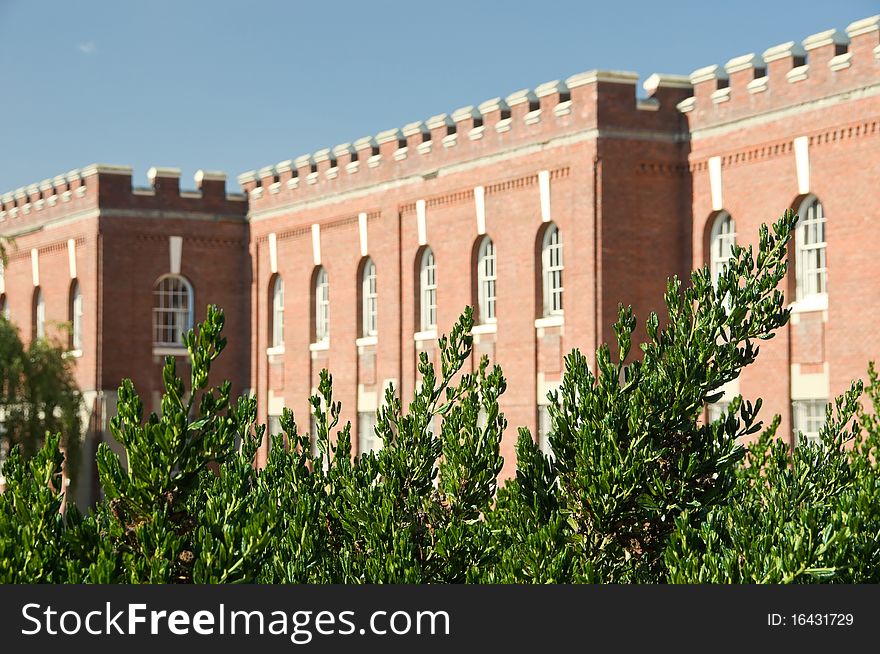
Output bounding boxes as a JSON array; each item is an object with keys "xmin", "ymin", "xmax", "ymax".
[
  {"xmin": 0, "ymin": 165, "xmax": 246, "ymax": 233},
  {"xmin": 678, "ymin": 14, "xmax": 880, "ymax": 132},
  {"xmin": 238, "ymin": 68, "xmax": 691, "ymax": 216}
]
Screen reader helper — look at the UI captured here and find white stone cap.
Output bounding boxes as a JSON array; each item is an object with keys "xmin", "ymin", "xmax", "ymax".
[
  {"xmin": 146, "ymin": 167, "xmax": 181, "ymax": 182},
  {"xmin": 237, "ymin": 170, "xmax": 257, "ymax": 186},
  {"xmin": 26, "ymin": 183, "xmax": 39, "ymax": 196},
  {"xmin": 535, "ymin": 79, "xmax": 568, "ymax": 97},
  {"xmin": 803, "ymin": 28, "xmax": 849, "ymax": 51},
  {"xmin": 451, "ymin": 105, "xmax": 480, "ymax": 122},
  {"xmin": 505, "ymin": 88, "xmax": 537, "ymax": 106},
  {"xmin": 689, "ymin": 64, "xmax": 728, "ymax": 85},
  {"xmin": 313, "ymin": 148, "xmax": 332, "ymax": 163},
  {"xmin": 402, "ymin": 121, "xmax": 428, "ymax": 137},
  {"xmin": 53, "ymin": 175, "xmax": 67, "ymax": 187},
  {"xmin": 426, "ymin": 113, "xmax": 453, "ymax": 129},
  {"xmin": 38, "ymin": 179, "xmax": 53, "ymax": 192},
  {"xmin": 257, "ymin": 165, "xmax": 276, "ymax": 179},
  {"xmin": 294, "ymin": 154, "xmax": 315, "ymax": 168},
  {"xmin": 353, "ymin": 136, "xmax": 377, "ymax": 151},
  {"xmin": 1, "ymin": 192, "xmax": 13, "ymax": 204},
  {"xmin": 565, "ymin": 70, "xmax": 639, "ymax": 88},
  {"xmin": 274, "ymin": 159, "xmax": 294, "ymax": 174},
  {"xmin": 376, "ymin": 127, "xmax": 403, "ymax": 145},
  {"xmin": 724, "ymin": 53, "xmax": 763, "ymax": 74},
  {"xmin": 478, "ymin": 97, "xmax": 509, "ymax": 114},
  {"xmin": 194, "ymin": 170, "xmax": 226, "ymax": 184},
  {"xmin": 763, "ymin": 41, "xmax": 806, "ymax": 62},
  {"xmin": 643, "ymin": 73, "xmax": 692, "ymax": 94},
  {"xmin": 81, "ymin": 164, "xmax": 134, "ymax": 177},
  {"xmin": 66, "ymin": 169, "xmax": 82, "ymax": 182},
  {"xmin": 847, "ymin": 15, "xmax": 880, "ymax": 38},
  {"xmin": 332, "ymin": 143, "xmax": 354, "ymax": 157},
  {"xmin": 676, "ymin": 97, "xmax": 696, "ymax": 113},
  {"xmin": 13, "ymin": 188, "xmax": 27, "ymax": 199}
]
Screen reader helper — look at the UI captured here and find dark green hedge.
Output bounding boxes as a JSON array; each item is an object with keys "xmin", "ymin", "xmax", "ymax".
[{"xmin": 3, "ymin": 210, "xmax": 879, "ymax": 583}]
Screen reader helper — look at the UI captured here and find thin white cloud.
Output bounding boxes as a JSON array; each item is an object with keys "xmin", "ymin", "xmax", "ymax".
[{"xmin": 77, "ymin": 41, "xmax": 97, "ymax": 55}]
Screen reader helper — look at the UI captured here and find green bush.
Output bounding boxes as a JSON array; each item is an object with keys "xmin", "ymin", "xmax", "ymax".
[{"xmin": 1, "ymin": 209, "xmax": 879, "ymax": 583}]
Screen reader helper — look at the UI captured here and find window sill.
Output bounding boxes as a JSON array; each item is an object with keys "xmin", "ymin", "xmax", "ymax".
[
  {"xmin": 153, "ymin": 346, "xmax": 188, "ymax": 357},
  {"xmin": 414, "ymin": 329, "xmax": 438, "ymax": 342},
  {"xmin": 356, "ymin": 335, "xmax": 378, "ymax": 347},
  {"xmin": 63, "ymin": 349, "xmax": 83, "ymax": 359},
  {"xmin": 266, "ymin": 345, "xmax": 285, "ymax": 356},
  {"xmin": 309, "ymin": 339, "xmax": 330, "ymax": 352},
  {"xmin": 534, "ymin": 314, "xmax": 564, "ymax": 329},
  {"xmin": 789, "ymin": 293, "xmax": 828, "ymax": 314},
  {"xmin": 471, "ymin": 322, "xmax": 497, "ymax": 335}
]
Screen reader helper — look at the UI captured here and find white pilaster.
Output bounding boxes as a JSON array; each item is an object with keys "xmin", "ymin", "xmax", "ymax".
[
  {"xmin": 31, "ymin": 249, "xmax": 39, "ymax": 287},
  {"xmin": 311, "ymin": 223, "xmax": 321, "ymax": 266},
  {"xmin": 794, "ymin": 136, "xmax": 810, "ymax": 195},
  {"xmin": 538, "ymin": 170, "xmax": 551, "ymax": 222},
  {"xmin": 169, "ymin": 236, "xmax": 183, "ymax": 275},
  {"xmin": 358, "ymin": 212, "xmax": 369, "ymax": 257},
  {"xmin": 67, "ymin": 239, "xmax": 77, "ymax": 279},
  {"xmin": 474, "ymin": 186, "xmax": 486, "ymax": 235},
  {"xmin": 268, "ymin": 232, "xmax": 278, "ymax": 274},
  {"xmin": 416, "ymin": 199, "xmax": 427, "ymax": 246},
  {"xmin": 708, "ymin": 157, "xmax": 723, "ymax": 211}
]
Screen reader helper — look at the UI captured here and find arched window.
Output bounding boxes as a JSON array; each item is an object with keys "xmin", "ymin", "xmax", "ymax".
[
  {"xmin": 709, "ymin": 212, "xmax": 736, "ymax": 286},
  {"xmin": 314, "ymin": 266, "xmax": 330, "ymax": 342},
  {"xmin": 476, "ymin": 236, "xmax": 496, "ymax": 324},
  {"xmin": 270, "ymin": 275, "xmax": 284, "ymax": 348},
  {"xmin": 33, "ymin": 287, "xmax": 45, "ymax": 340},
  {"xmin": 541, "ymin": 223, "xmax": 563, "ymax": 316},
  {"xmin": 152, "ymin": 274, "xmax": 193, "ymax": 347},
  {"xmin": 361, "ymin": 257, "xmax": 378, "ymax": 337},
  {"xmin": 419, "ymin": 247, "xmax": 437, "ymax": 332},
  {"xmin": 796, "ymin": 197, "xmax": 827, "ymax": 300},
  {"xmin": 70, "ymin": 281, "xmax": 83, "ymax": 351}
]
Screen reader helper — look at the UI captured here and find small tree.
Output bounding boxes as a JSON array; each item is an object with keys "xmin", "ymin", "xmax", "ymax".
[
  {"xmin": 486, "ymin": 211, "xmax": 796, "ymax": 582},
  {"xmin": 0, "ymin": 316, "xmax": 82, "ymax": 484}
]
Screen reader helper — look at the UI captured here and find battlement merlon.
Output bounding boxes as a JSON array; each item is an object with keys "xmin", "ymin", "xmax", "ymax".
[
  {"xmin": 239, "ymin": 67, "xmax": 693, "ymax": 211},
  {"xmin": 1, "ymin": 165, "xmax": 244, "ymax": 230},
  {"xmin": 676, "ymin": 14, "xmax": 880, "ymax": 127},
  {"xmin": 845, "ymin": 15, "xmax": 880, "ymax": 65}
]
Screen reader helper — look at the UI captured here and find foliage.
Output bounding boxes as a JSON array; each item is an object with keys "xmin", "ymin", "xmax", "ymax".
[
  {"xmin": 1, "ymin": 209, "xmax": 880, "ymax": 583},
  {"xmin": 0, "ymin": 316, "xmax": 82, "ymax": 483}
]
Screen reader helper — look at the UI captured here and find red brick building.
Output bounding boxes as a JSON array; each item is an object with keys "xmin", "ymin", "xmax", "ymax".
[
  {"xmin": 1, "ymin": 15, "xmax": 878, "ymax": 498},
  {"xmin": 0, "ymin": 166, "xmax": 249, "ymax": 503}
]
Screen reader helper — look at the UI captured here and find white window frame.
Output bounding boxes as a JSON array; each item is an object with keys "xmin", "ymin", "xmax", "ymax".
[
  {"xmin": 152, "ymin": 274, "xmax": 193, "ymax": 348},
  {"xmin": 709, "ymin": 212, "xmax": 736, "ymax": 286},
  {"xmin": 477, "ymin": 237, "xmax": 497, "ymax": 324},
  {"xmin": 358, "ymin": 411, "xmax": 381, "ymax": 454},
  {"xmin": 419, "ymin": 248, "xmax": 437, "ymax": 332},
  {"xmin": 314, "ymin": 266, "xmax": 330, "ymax": 343},
  {"xmin": 271, "ymin": 275, "xmax": 284, "ymax": 348},
  {"xmin": 34, "ymin": 288, "xmax": 45, "ymax": 340},
  {"xmin": 792, "ymin": 399, "xmax": 828, "ymax": 446},
  {"xmin": 267, "ymin": 414, "xmax": 282, "ymax": 451},
  {"xmin": 361, "ymin": 258, "xmax": 378, "ymax": 337},
  {"xmin": 537, "ymin": 404, "xmax": 553, "ymax": 457},
  {"xmin": 542, "ymin": 224, "xmax": 563, "ymax": 317},
  {"xmin": 795, "ymin": 197, "xmax": 827, "ymax": 302},
  {"xmin": 70, "ymin": 281, "xmax": 83, "ymax": 351},
  {"xmin": 706, "ymin": 400, "xmax": 730, "ymax": 423}
]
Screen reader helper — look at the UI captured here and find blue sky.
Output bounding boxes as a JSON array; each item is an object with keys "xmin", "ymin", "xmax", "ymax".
[{"xmin": 0, "ymin": 0, "xmax": 876, "ymax": 192}]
